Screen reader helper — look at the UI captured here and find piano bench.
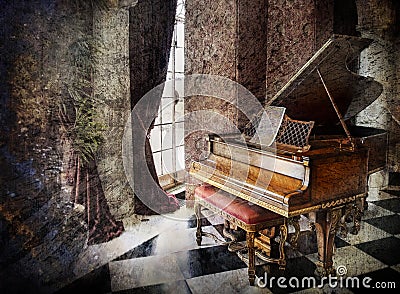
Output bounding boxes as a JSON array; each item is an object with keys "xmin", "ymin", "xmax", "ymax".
[{"xmin": 194, "ymin": 184, "xmax": 287, "ymax": 286}]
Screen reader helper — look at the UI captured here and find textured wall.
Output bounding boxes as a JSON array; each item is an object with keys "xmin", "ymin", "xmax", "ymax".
[
  {"xmin": 185, "ymin": 0, "xmax": 238, "ymax": 201},
  {"xmin": 266, "ymin": 0, "xmax": 316, "ymax": 100},
  {"xmin": 93, "ymin": 7, "xmax": 134, "ymax": 218},
  {"xmin": 237, "ymin": 0, "xmax": 268, "ymax": 101},
  {"xmin": 0, "ymin": 1, "xmax": 90, "ymax": 291},
  {"xmin": 266, "ymin": 0, "xmax": 362, "ymax": 100},
  {"xmin": 185, "ymin": 0, "xmax": 270, "ymax": 200},
  {"xmin": 185, "ymin": 0, "xmax": 399, "ymax": 200},
  {"xmin": 355, "ymin": 0, "xmax": 400, "ymax": 185},
  {"xmin": 0, "ymin": 0, "xmax": 136, "ymax": 292}
]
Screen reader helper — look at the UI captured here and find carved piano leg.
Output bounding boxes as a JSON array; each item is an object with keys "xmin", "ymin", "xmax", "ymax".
[
  {"xmin": 195, "ymin": 203, "xmax": 203, "ymax": 246},
  {"xmin": 279, "ymin": 219, "xmax": 288, "ymax": 270},
  {"xmin": 288, "ymin": 216, "xmax": 300, "ymax": 249},
  {"xmin": 246, "ymin": 231, "xmax": 256, "ymax": 286},
  {"xmin": 339, "ymin": 201, "xmax": 363, "ymax": 237},
  {"xmin": 312, "ymin": 208, "xmax": 342, "ymax": 277}
]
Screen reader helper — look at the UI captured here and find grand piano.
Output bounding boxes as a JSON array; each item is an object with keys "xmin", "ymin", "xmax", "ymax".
[{"xmin": 189, "ymin": 35, "xmax": 387, "ymax": 277}]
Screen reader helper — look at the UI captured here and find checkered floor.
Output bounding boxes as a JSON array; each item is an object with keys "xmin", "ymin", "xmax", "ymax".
[{"xmin": 57, "ymin": 191, "xmax": 400, "ymax": 293}]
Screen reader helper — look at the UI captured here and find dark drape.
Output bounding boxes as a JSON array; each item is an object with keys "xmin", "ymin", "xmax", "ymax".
[
  {"xmin": 129, "ymin": 0, "xmax": 179, "ymax": 215},
  {"xmin": 67, "ymin": 153, "xmax": 124, "ymax": 245}
]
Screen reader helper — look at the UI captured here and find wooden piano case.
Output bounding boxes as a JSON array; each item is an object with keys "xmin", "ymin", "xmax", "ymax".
[{"xmin": 190, "ymin": 35, "xmax": 387, "ymax": 279}]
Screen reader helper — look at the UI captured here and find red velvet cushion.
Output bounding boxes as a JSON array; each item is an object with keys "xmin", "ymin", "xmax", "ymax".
[{"xmin": 194, "ymin": 184, "xmax": 282, "ymax": 225}]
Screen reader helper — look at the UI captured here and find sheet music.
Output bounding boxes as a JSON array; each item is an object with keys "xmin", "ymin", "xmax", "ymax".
[{"xmin": 249, "ymin": 106, "xmax": 286, "ymax": 147}]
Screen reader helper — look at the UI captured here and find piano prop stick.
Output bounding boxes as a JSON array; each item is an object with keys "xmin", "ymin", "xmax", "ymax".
[{"xmin": 190, "ymin": 35, "xmax": 387, "ymax": 281}]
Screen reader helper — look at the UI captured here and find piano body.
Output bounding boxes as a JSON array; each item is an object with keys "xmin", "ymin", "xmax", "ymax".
[{"xmin": 189, "ymin": 35, "xmax": 387, "ymax": 276}]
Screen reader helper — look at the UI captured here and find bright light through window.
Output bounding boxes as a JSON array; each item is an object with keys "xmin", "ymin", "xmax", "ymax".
[{"xmin": 151, "ymin": 0, "xmax": 185, "ymax": 182}]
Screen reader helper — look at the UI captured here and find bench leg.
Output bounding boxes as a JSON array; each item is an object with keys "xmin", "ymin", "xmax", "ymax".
[
  {"xmin": 289, "ymin": 216, "xmax": 300, "ymax": 249},
  {"xmin": 278, "ymin": 219, "xmax": 288, "ymax": 270},
  {"xmin": 246, "ymin": 231, "xmax": 256, "ymax": 286},
  {"xmin": 195, "ymin": 202, "xmax": 203, "ymax": 246}
]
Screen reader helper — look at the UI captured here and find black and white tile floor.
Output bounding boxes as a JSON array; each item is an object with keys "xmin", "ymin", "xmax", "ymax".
[{"xmin": 58, "ymin": 190, "xmax": 400, "ymax": 293}]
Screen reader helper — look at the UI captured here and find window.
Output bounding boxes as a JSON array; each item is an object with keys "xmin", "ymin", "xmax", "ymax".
[{"xmin": 151, "ymin": 0, "xmax": 185, "ymax": 189}]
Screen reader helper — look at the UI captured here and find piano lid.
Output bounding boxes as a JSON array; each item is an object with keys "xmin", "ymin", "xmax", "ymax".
[{"xmin": 267, "ymin": 35, "xmax": 383, "ymax": 126}]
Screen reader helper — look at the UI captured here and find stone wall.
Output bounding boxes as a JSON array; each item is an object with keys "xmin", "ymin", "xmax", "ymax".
[
  {"xmin": 266, "ymin": 0, "xmax": 316, "ymax": 100},
  {"xmin": 185, "ymin": 0, "xmax": 400, "ymax": 200},
  {"xmin": 185, "ymin": 0, "xmax": 238, "ymax": 201},
  {"xmin": 0, "ymin": 0, "xmax": 137, "ymax": 291},
  {"xmin": 0, "ymin": 0, "xmax": 91, "ymax": 291},
  {"xmin": 93, "ymin": 6, "xmax": 134, "ymax": 219},
  {"xmin": 355, "ymin": 0, "xmax": 400, "ymax": 186}
]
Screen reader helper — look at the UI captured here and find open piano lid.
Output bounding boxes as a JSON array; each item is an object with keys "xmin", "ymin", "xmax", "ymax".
[{"xmin": 267, "ymin": 35, "xmax": 383, "ymax": 126}]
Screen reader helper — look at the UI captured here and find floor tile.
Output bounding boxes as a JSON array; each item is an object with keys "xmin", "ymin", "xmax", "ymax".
[
  {"xmin": 372, "ymin": 198, "xmax": 400, "ymax": 213},
  {"xmin": 391, "ymin": 264, "xmax": 400, "ymax": 273},
  {"xmin": 114, "ymin": 226, "xmax": 222, "ymax": 261},
  {"xmin": 364, "ymin": 214, "xmax": 400, "ymax": 235},
  {"xmin": 291, "ymin": 285, "xmax": 354, "ymax": 294},
  {"xmin": 355, "ymin": 237, "xmax": 400, "ymax": 266},
  {"xmin": 334, "ymin": 246, "xmax": 386, "ymax": 276},
  {"xmin": 367, "ymin": 190, "xmax": 397, "ymax": 202},
  {"xmin": 388, "ymin": 172, "xmax": 400, "ymax": 186},
  {"xmin": 109, "ymin": 255, "xmax": 185, "ymax": 291},
  {"xmin": 336, "ymin": 222, "xmax": 391, "ymax": 245},
  {"xmin": 213, "ymin": 223, "xmax": 225, "ymax": 237},
  {"xmin": 175, "ymin": 245, "xmax": 247, "ymax": 279},
  {"xmin": 351, "ymin": 267, "xmax": 400, "ymax": 293},
  {"xmin": 306, "ymin": 245, "xmax": 386, "ymax": 277},
  {"xmin": 284, "ymin": 242, "xmax": 304, "ymax": 260},
  {"xmin": 361, "ymin": 202, "xmax": 395, "ymax": 220},
  {"xmin": 112, "ymin": 280, "xmax": 191, "ymax": 294},
  {"xmin": 380, "ymin": 190, "xmax": 400, "ymax": 197},
  {"xmin": 255, "ymin": 256, "xmax": 317, "ymax": 293},
  {"xmin": 152, "ymin": 225, "xmax": 223, "ymax": 255},
  {"xmin": 187, "ymin": 214, "xmax": 212, "ymax": 228},
  {"xmin": 56, "ymin": 264, "xmax": 111, "ymax": 294},
  {"xmin": 295, "ymin": 231, "xmax": 350, "ymax": 255},
  {"xmin": 113, "ymin": 236, "xmax": 158, "ymax": 261},
  {"xmin": 186, "ymin": 268, "xmax": 272, "ymax": 294}
]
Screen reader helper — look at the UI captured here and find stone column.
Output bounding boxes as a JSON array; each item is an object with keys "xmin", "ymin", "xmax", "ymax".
[
  {"xmin": 355, "ymin": 0, "xmax": 399, "ymax": 192},
  {"xmin": 93, "ymin": 2, "xmax": 136, "ymax": 220},
  {"xmin": 185, "ymin": 0, "xmax": 268, "ymax": 202}
]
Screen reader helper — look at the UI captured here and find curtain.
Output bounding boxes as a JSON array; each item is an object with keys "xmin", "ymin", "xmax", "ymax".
[
  {"xmin": 129, "ymin": 0, "xmax": 179, "ymax": 215},
  {"xmin": 67, "ymin": 152, "xmax": 124, "ymax": 245}
]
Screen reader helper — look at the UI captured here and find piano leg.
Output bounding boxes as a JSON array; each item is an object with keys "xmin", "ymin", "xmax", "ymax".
[
  {"xmin": 312, "ymin": 208, "xmax": 342, "ymax": 277},
  {"xmin": 195, "ymin": 203, "xmax": 203, "ymax": 246},
  {"xmin": 246, "ymin": 231, "xmax": 256, "ymax": 286},
  {"xmin": 351, "ymin": 199, "xmax": 363, "ymax": 235}
]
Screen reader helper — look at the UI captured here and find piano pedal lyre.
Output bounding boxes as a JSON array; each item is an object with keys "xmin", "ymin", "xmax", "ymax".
[
  {"xmin": 253, "ymin": 220, "xmax": 288, "ymax": 270},
  {"xmin": 288, "ymin": 216, "xmax": 301, "ymax": 249}
]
